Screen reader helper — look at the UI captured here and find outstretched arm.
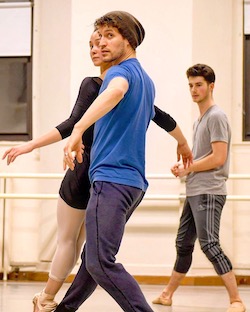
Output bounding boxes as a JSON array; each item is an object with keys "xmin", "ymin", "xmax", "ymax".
[
  {"xmin": 63, "ymin": 77, "xmax": 129, "ymax": 170},
  {"xmin": 2, "ymin": 128, "xmax": 62, "ymax": 165},
  {"xmin": 2, "ymin": 77, "xmax": 101, "ymax": 166},
  {"xmin": 168, "ymin": 125, "xmax": 193, "ymax": 168},
  {"xmin": 153, "ymin": 106, "xmax": 193, "ymax": 167}
]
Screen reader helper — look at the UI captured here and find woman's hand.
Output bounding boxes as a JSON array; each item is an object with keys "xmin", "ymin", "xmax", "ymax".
[{"xmin": 2, "ymin": 142, "xmax": 34, "ymax": 165}]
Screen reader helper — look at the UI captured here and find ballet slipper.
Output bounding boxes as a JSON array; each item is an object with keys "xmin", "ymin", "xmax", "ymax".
[
  {"xmin": 32, "ymin": 290, "xmax": 58, "ymax": 312},
  {"xmin": 226, "ymin": 302, "xmax": 246, "ymax": 312},
  {"xmin": 152, "ymin": 296, "xmax": 172, "ymax": 306}
]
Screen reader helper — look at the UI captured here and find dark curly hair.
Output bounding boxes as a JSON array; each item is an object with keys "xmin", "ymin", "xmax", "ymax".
[
  {"xmin": 94, "ymin": 11, "xmax": 145, "ymax": 50},
  {"xmin": 186, "ymin": 64, "xmax": 215, "ymax": 84}
]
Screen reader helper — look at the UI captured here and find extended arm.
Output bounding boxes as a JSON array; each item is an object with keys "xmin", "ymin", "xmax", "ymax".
[
  {"xmin": 2, "ymin": 128, "xmax": 62, "ymax": 165},
  {"xmin": 63, "ymin": 77, "xmax": 129, "ymax": 170},
  {"xmin": 2, "ymin": 78, "xmax": 100, "ymax": 165},
  {"xmin": 168, "ymin": 125, "xmax": 193, "ymax": 168},
  {"xmin": 153, "ymin": 105, "xmax": 193, "ymax": 167}
]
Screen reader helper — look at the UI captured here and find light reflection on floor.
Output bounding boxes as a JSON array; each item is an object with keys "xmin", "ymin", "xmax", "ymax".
[{"xmin": 0, "ymin": 282, "xmax": 249, "ymax": 312}]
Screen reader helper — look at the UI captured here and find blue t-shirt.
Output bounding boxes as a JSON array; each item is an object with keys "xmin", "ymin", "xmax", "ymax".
[{"xmin": 89, "ymin": 58, "xmax": 155, "ymax": 192}]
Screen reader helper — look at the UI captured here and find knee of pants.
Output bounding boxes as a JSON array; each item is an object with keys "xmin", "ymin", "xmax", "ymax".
[
  {"xmin": 86, "ymin": 250, "xmax": 117, "ymax": 283},
  {"xmin": 200, "ymin": 241, "xmax": 232, "ymax": 274},
  {"xmin": 175, "ymin": 244, "xmax": 194, "ymax": 273},
  {"xmin": 86, "ymin": 255, "xmax": 108, "ymax": 282},
  {"xmin": 200, "ymin": 241, "xmax": 222, "ymax": 263},
  {"xmin": 86, "ymin": 256, "xmax": 99, "ymax": 274},
  {"xmin": 176, "ymin": 243, "xmax": 194, "ymax": 257},
  {"xmin": 201, "ymin": 242, "xmax": 230, "ymax": 266}
]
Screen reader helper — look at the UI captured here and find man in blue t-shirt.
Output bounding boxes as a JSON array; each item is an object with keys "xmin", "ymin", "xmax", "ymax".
[{"xmin": 58, "ymin": 11, "xmax": 155, "ymax": 312}]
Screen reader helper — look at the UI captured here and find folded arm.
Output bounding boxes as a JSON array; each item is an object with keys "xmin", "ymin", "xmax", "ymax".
[{"xmin": 173, "ymin": 141, "xmax": 228, "ymax": 178}]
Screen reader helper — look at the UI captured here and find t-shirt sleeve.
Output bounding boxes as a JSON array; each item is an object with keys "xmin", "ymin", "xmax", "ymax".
[
  {"xmin": 209, "ymin": 112, "xmax": 230, "ymax": 143},
  {"xmin": 100, "ymin": 66, "xmax": 130, "ymax": 92}
]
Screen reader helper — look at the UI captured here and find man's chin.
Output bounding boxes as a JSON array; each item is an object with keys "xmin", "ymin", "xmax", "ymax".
[{"xmin": 103, "ymin": 56, "xmax": 112, "ymax": 62}]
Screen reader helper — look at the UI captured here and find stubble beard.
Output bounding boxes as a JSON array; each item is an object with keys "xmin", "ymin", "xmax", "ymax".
[{"xmin": 102, "ymin": 44, "xmax": 126, "ymax": 64}]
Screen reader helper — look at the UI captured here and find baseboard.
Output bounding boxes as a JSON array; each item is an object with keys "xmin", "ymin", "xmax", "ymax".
[
  {"xmin": 134, "ymin": 275, "xmax": 250, "ymax": 286},
  {"xmin": 3, "ymin": 271, "xmax": 250, "ymax": 286}
]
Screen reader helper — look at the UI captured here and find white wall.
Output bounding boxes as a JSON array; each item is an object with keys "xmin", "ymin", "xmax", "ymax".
[{"xmin": 0, "ymin": 0, "xmax": 249, "ymax": 277}]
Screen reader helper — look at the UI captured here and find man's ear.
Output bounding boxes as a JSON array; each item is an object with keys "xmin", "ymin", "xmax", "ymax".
[{"xmin": 209, "ymin": 82, "xmax": 215, "ymax": 92}]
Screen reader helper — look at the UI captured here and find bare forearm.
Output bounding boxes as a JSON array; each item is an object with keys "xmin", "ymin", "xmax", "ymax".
[
  {"xmin": 2, "ymin": 128, "xmax": 62, "ymax": 165},
  {"xmin": 31, "ymin": 128, "xmax": 62, "ymax": 149},
  {"xmin": 74, "ymin": 87, "xmax": 124, "ymax": 134},
  {"xmin": 188, "ymin": 156, "xmax": 220, "ymax": 173},
  {"xmin": 168, "ymin": 124, "xmax": 193, "ymax": 167},
  {"xmin": 182, "ymin": 153, "xmax": 226, "ymax": 176},
  {"xmin": 186, "ymin": 142, "xmax": 227, "ymax": 174},
  {"xmin": 168, "ymin": 124, "xmax": 187, "ymax": 145}
]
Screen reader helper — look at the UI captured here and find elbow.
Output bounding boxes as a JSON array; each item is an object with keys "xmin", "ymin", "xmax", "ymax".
[
  {"xmin": 214, "ymin": 156, "xmax": 226, "ymax": 167},
  {"xmin": 114, "ymin": 88, "xmax": 125, "ymax": 102},
  {"xmin": 108, "ymin": 85, "xmax": 125, "ymax": 102}
]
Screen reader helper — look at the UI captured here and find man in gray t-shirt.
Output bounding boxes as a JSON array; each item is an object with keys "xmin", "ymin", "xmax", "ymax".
[
  {"xmin": 153, "ymin": 64, "xmax": 246, "ymax": 312},
  {"xmin": 186, "ymin": 104, "xmax": 231, "ymax": 196}
]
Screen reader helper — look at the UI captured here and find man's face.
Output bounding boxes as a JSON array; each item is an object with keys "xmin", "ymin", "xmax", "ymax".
[
  {"xmin": 188, "ymin": 76, "xmax": 214, "ymax": 104},
  {"xmin": 97, "ymin": 25, "xmax": 130, "ymax": 64}
]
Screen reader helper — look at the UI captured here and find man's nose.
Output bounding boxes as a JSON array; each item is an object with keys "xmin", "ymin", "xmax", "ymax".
[{"xmin": 99, "ymin": 37, "xmax": 106, "ymax": 47}]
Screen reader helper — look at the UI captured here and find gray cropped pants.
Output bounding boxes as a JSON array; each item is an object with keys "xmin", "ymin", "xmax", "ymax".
[{"xmin": 174, "ymin": 194, "xmax": 232, "ymax": 275}]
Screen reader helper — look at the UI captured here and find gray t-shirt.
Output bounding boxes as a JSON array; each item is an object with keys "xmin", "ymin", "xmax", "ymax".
[{"xmin": 186, "ymin": 105, "xmax": 231, "ymax": 196}]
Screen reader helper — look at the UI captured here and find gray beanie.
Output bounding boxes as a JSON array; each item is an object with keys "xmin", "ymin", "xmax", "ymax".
[{"xmin": 94, "ymin": 11, "xmax": 145, "ymax": 50}]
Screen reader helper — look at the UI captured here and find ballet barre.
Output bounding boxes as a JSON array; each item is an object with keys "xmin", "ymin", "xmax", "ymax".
[{"xmin": 1, "ymin": 172, "xmax": 250, "ymax": 281}]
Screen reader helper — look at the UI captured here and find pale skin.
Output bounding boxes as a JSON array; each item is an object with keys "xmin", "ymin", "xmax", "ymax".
[{"xmin": 155, "ymin": 76, "xmax": 244, "ymax": 309}]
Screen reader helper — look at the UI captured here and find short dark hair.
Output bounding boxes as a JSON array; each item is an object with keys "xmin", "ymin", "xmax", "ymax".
[
  {"xmin": 94, "ymin": 11, "xmax": 145, "ymax": 50},
  {"xmin": 186, "ymin": 64, "xmax": 215, "ymax": 83}
]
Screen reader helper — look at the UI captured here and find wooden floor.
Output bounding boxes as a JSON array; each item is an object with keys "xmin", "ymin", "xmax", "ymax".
[{"xmin": 0, "ymin": 281, "xmax": 249, "ymax": 312}]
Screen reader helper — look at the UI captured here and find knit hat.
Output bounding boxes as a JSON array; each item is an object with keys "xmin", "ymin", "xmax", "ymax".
[{"xmin": 94, "ymin": 11, "xmax": 145, "ymax": 50}]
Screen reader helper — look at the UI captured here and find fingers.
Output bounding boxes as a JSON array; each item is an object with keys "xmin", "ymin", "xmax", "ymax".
[
  {"xmin": 2, "ymin": 148, "xmax": 13, "ymax": 163},
  {"xmin": 63, "ymin": 135, "xmax": 85, "ymax": 170},
  {"xmin": 63, "ymin": 148, "xmax": 75, "ymax": 171},
  {"xmin": 177, "ymin": 152, "xmax": 181, "ymax": 162},
  {"xmin": 2, "ymin": 150, "xmax": 17, "ymax": 165},
  {"xmin": 171, "ymin": 162, "xmax": 180, "ymax": 177},
  {"xmin": 2, "ymin": 149, "xmax": 10, "ymax": 160},
  {"xmin": 7, "ymin": 155, "xmax": 14, "ymax": 165},
  {"xmin": 182, "ymin": 157, "xmax": 187, "ymax": 169},
  {"xmin": 76, "ymin": 151, "xmax": 83, "ymax": 164}
]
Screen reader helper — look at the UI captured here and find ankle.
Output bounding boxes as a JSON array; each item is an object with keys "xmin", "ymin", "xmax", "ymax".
[
  {"xmin": 161, "ymin": 290, "xmax": 171, "ymax": 299},
  {"xmin": 40, "ymin": 289, "xmax": 55, "ymax": 302},
  {"xmin": 41, "ymin": 289, "xmax": 55, "ymax": 300},
  {"xmin": 230, "ymin": 300, "xmax": 243, "ymax": 304}
]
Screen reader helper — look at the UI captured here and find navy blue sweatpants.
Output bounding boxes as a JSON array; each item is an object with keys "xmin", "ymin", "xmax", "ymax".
[{"xmin": 55, "ymin": 181, "xmax": 153, "ymax": 312}]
